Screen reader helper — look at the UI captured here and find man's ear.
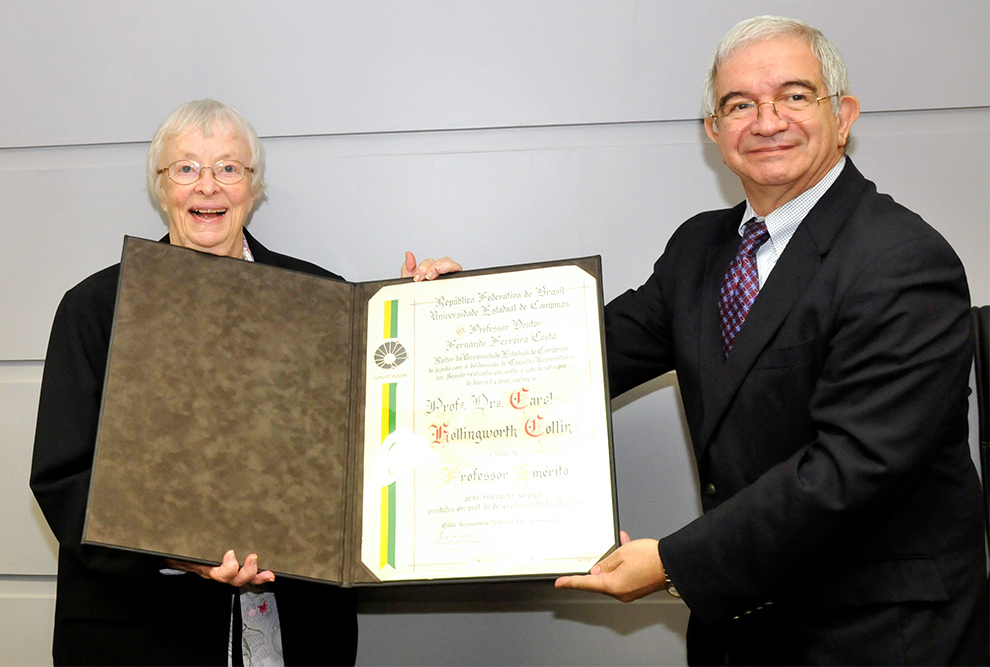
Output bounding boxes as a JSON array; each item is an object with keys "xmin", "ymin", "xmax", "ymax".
[
  {"xmin": 704, "ymin": 115, "xmax": 719, "ymax": 142},
  {"xmin": 836, "ymin": 95, "xmax": 861, "ymax": 148}
]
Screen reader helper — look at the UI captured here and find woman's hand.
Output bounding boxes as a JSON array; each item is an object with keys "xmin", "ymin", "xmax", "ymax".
[
  {"xmin": 164, "ymin": 550, "xmax": 274, "ymax": 587},
  {"xmin": 401, "ymin": 251, "xmax": 462, "ymax": 281}
]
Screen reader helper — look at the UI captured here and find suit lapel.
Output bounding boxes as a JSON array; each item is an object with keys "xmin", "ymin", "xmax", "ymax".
[
  {"xmin": 695, "ymin": 160, "xmax": 869, "ymax": 452},
  {"xmin": 697, "ymin": 208, "xmax": 745, "ymax": 453}
]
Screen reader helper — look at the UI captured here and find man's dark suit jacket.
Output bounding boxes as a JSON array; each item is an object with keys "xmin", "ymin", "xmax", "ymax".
[
  {"xmin": 606, "ymin": 161, "xmax": 988, "ymax": 665},
  {"xmin": 31, "ymin": 229, "xmax": 358, "ymax": 666}
]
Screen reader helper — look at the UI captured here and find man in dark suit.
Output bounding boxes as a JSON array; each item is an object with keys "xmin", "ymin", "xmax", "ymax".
[{"xmin": 556, "ymin": 16, "xmax": 988, "ymax": 665}]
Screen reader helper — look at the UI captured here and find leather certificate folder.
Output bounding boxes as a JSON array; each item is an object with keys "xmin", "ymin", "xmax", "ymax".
[{"xmin": 83, "ymin": 236, "xmax": 617, "ymax": 585}]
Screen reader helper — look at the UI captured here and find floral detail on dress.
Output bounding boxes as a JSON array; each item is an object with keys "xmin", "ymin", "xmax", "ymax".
[
  {"xmin": 242, "ymin": 234, "xmax": 255, "ymax": 262},
  {"xmin": 234, "ymin": 588, "xmax": 282, "ymax": 666}
]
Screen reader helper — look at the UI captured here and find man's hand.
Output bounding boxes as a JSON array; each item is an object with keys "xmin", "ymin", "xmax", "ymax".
[
  {"xmin": 401, "ymin": 251, "xmax": 462, "ymax": 281},
  {"xmin": 554, "ymin": 531, "xmax": 667, "ymax": 602},
  {"xmin": 164, "ymin": 550, "xmax": 274, "ymax": 587}
]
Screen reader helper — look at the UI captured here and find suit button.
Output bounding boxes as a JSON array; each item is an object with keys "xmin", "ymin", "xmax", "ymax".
[{"xmin": 706, "ymin": 483, "xmax": 718, "ymax": 497}]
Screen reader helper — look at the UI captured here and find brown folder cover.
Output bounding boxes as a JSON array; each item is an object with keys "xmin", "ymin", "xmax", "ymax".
[{"xmin": 83, "ymin": 237, "xmax": 614, "ymax": 585}]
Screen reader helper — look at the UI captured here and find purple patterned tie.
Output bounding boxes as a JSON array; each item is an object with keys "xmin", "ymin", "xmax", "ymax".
[{"xmin": 719, "ymin": 219, "xmax": 770, "ymax": 356}]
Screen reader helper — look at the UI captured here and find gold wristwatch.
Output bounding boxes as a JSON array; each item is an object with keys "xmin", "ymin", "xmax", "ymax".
[{"xmin": 664, "ymin": 568, "xmax": 681, "ymax": 598}]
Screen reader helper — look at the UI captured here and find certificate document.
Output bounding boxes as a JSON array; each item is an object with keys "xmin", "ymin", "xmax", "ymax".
[
  {"xmin": 360, "ymin": 264, "xmax": 616, "ymax": 581},
  {"xmin": 84, "ymin": 238, "xmax": 616, "ymax": 585}
]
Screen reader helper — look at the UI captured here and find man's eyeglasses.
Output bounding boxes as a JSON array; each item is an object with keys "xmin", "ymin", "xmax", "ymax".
[
  {"xmin": 712, "ymin": 92, "xmax": 839, "ymax": 129},
  {"xmin": 157, "ymin": 160, "xmax": 255, "ymax": 185}
]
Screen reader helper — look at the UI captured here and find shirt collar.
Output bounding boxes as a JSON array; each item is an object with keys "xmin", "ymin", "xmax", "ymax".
[{"xmin": 739, "ymin": 156, "xmax": 847, "ymax": 246}]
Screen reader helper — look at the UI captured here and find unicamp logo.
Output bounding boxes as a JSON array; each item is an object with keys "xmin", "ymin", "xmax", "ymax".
[{"xmin": 374, "ymin": 340, "xmax": 408, "ymax": 370}]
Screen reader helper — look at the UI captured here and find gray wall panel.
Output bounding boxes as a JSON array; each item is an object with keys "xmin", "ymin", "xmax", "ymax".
[
  {"xmin": 0, "ymin": 364, "xmax": 57, "ymax": 575},
  {"xmin": 3, "ymin": 110, "xmax": 967, "ymax": 340},
  {"xmin": 0, "ymin": 1, "xmax": 985, "ymax": 147},
  {"xmin": 0, "ymin": 149, "xmax": 165, "ymax": 360},
  {"xmin": 0, "ymin": 580, "xmax": 56, "ymax": 666},
  {"xmin": 357, "ymin": 602, "xmax": 690, "ymax": 666}
]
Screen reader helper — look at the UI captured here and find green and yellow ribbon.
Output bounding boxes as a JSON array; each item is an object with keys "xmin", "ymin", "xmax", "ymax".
[
  {"xmin": 383, "ymin": 299, "xmax": 398, "ymax": 339},
  {"xmin": 379, "ymin": 296, "xmax": 400, "ymax": 569}
]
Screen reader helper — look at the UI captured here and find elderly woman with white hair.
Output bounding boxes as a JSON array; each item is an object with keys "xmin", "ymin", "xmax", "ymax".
[{"xmin": 31, "ymin": 99, "xmax": 459, "ymax": 666}]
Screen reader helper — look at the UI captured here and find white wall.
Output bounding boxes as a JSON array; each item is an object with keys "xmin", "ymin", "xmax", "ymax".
[{"xmin": 1, "ymin": 1, "xmax": 987, "ymax": 665}]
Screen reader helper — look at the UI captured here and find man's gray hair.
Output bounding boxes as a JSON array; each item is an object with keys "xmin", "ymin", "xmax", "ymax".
[
  {"xmin": 703, "ymin": 16, "xmax": 850, "ymax": 117},
  {"xmin": 147, "ymin": 99, "xmax": 266, "ymax": 204}
]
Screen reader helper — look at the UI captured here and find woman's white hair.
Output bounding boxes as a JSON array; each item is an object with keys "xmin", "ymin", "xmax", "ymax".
[
  {"xmin": 702, "ymin": 16, "xmax": 850, "ymax": 117},
  {"xmin": 147, "ymin": 99, "xmax": 266, "ymax": 204}
]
